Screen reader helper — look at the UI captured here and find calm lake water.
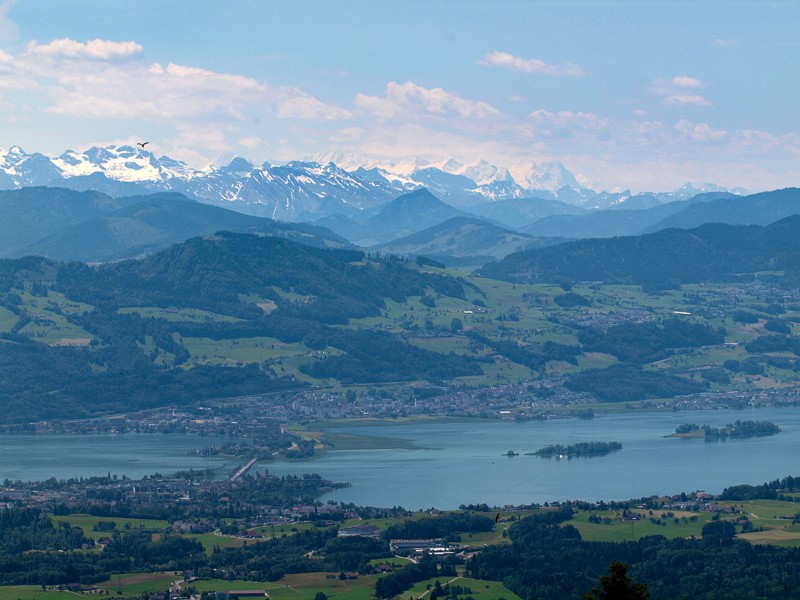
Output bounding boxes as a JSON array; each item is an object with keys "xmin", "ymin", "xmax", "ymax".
[
  {"xmin": 2, "ymin": 407, "xmax": 800, "ymax": 509},
  {"xmin": 0, "ymin": 434, "xmax": 229, "ymax": 482},
  {"xmin": 264, "ymin": 407, "xmax": 800, "ymax": 509}
]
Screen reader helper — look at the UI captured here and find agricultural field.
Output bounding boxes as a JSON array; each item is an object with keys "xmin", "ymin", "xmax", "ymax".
[
  {"xmin": 403, "ymin": 575, "xmax": 523, "ymax": 600},
  {"xmin": 16, "ymin": 290, "xmax": 94, "ymax": 343},
  {"xmin": 0, "ymin": 587, "xmax": 83, "ymax": 600},
  {"xmin": 49, "ymin": 514, "xmax": 170, "ymax": 542},
  {"xmin": 192, "ymin": 573, "xmax": 382, "ymax": 600},
  {"xmin": 569, "ymin": 509, "xmax": 714, "ymax": 543},
  {"xmin": 181, "ymin": 336, "xmax": 310, "ymax": 367},
  {"xmin": 94, "ymin": 572, "xmax": 180, "ymax": 596}
]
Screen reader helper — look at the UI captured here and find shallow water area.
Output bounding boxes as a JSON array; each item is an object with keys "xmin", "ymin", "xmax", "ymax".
[{"xmin": 0, "ymin": 433, "xmax": 228, "ymax": 482}]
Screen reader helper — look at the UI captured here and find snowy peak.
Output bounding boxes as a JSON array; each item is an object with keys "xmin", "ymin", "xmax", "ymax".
[
  {"xmin": 52, "ymin": 145, "xmax": 194, "ymax": 183},
  {"xmin": 0, "ymin": 145, "xmax": 744, "ymax": 221},
  {"xmin": 511, "ymin": 160, "xmax": 582, "ymax": 193}
]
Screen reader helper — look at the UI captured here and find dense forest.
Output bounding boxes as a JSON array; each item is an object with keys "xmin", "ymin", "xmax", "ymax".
[
  {"xmin": 468, "ymin": 506, "xmax": 800, "ymax": 600},
  {"xmin": 479, "ymin": 215, "xmax": 800, "ymax": 285}
]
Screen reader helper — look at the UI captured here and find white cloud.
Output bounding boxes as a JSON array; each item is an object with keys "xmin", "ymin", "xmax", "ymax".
[
  {"xmin": 672, "ymin": 75, "xmax": 705, "ymax": 88},
  {"xmin": 665, "ymin": 94, "xmax": 712, "ymax": 107},
  {"xmin": 237, "ymin": 135, "xmax": 262, "ymax": 149},
  {"xmin": 355, "ymin": 81, "xmax": 500, "ymax": 121},
  {"xmin": 327, "ymin": 121, "xmax": 539, "ymax": 169},
  {"xmin": 479, "ymin": 51, "xmax": 585, "ymax": 77},
  {"xmin": 2, "ymin": 38, "xmax": 350, "ymax": 125},
  {"xmin": 276, "ymin": 87, "xmax": 352, "ymax": 120},
  {"xmin": 650, "ymin": 77, "xmax": 712, "ymax": 107},
  {"xmin": 0, "ymin": 1, "xmax": 18, "ymax": 45},
  {"xmin": 26, "ymin": 38, "xmax": 143, "ymax": 61},
  {"xmin": 675, "ymin": 119, "xmax": 727, "ymax": 142},
  {"xmin": 528, "ymin": 109, "xmax": 609, "ymax": 138}
]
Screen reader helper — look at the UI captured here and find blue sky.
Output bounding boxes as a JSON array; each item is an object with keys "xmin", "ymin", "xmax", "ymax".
[{"xmin": 0, "ymin": 0, "xmax": 798, "ymax": 191}]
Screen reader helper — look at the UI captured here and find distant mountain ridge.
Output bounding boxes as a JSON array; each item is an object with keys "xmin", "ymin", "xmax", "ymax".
[
  {"xmin": 0, "ymin": 188, "xmax": 352, "ymax": 262},
  {"xmin": 0, "ymin": 145, "xmax": 744, "ymax": 219},
  {"xmin": 480, "ymin": 212, "xmax": 800, "ymax": 285},
  {"xmin": 376, "ymin": 216, "xmax": 563, "ymax": 266}
]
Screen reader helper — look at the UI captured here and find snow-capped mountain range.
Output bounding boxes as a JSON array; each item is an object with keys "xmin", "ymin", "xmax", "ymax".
[{"xmin": 0, "ymin": 145, "xmax": 742, "ymax": 221}]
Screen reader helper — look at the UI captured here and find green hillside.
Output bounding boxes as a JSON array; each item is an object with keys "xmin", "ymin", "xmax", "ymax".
[
  {"xmin": 4, "ymin": 228, "xmax": 800, "ymax": 423},
  {"xmin": 480, "ymin": 216, "xmax": 800, "ymax": 285}
]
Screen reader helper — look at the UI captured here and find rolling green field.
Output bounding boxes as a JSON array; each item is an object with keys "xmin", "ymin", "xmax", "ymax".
[
  {"xmin": 0, "ymin": 588, "xmax": 85, "ymax": 600},
  {"xmin": 182, "ymin": 336, "xmax": 310, "ymax": 367},
  {"xmin": 403, "ymin": 575, "xmax": 522, "ymax": 600},
  {"xmin": 50, "ymin": 514, "xmax": 170, "ymax": 541},
  {"xmin": 8, "ymin": 260, "xmax": 800, "ymax": 391},
  {"xmin": 569, "ymin": 509, "xmax": 714, "ymax": 542},
  {"xmin": 186, "ymin": 531, "xmax": 250, "ymax": 554},
  {"xmin": 11, "ymin": 290, "xmax": 94, "ymax": 343},
  {"xmin": 191, "ymin": 573, "xmax": 381, "ymax": 600},
  {"xmin": 95, "ymin": 572, "xmax": 180, "ymax": 595}
]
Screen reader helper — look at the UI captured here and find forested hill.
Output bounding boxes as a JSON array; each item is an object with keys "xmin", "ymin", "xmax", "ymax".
[
  {"xmin": 479, "ymin": 215, "xmax": 800, "ymax": 285},
  {"xmin": 0, "ymin": 233, "xmax": 480, "ymax": 422},
  {"xmin": 57, "ymin": 232, "xmax": 467, "ymax": 321}
]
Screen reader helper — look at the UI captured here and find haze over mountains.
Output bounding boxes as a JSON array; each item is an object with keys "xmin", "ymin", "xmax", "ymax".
[
  {"xmin": 1, "ymin": 144, "xmax": 742, "ymax": 219},
  {"xmin": 1, "ymin": 145, "xmax": 799, "ymax": 267}
]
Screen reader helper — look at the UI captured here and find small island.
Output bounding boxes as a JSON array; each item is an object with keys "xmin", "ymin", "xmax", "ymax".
[
  {"xmin": 671, "ymin": 420, "xmax": 780, "ymax": 441},
  {"xmin": 527, "ymin": 441, "xmax": 622, "ymax": 459}
]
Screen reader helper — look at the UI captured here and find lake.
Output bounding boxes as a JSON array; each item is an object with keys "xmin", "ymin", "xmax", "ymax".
[
  {"xmin": 263, "ymin": 407, "xmax": 800, "ymax": 509},
  {"xmin": 0, "ymin": 433, "xmax": 229, "ymax": 482},
  {"xmin": 2, "ymin": 407, "xmax": 799, "ymax": 509}
]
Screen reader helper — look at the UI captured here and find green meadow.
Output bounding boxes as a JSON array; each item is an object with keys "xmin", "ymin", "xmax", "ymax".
[
  {"xmin": 50, "ymin": 514, "xmax": 170, "ymax": 541},
  {"xmin": 403, "ymin": 575, "xmax": 522, "ymax": 600}
]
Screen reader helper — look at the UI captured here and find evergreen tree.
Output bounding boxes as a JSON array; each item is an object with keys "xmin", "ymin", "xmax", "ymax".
[{"xmin": 583, "ymin": 562, "xmax": 650, "ymax": 600}]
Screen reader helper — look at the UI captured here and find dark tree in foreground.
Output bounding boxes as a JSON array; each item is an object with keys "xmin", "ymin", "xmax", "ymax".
[{"xmin": 583, "ymin": 562, "xmax": 650, "ymax": 600}]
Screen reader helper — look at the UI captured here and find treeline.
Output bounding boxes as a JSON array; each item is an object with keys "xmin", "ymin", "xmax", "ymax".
[
  {"xmin": 531, "ymin": 441, "xmax": 622, "ymax": 458},
  {"xmin": 384, "ymin": 513, "xmax": 494, "ymax": 542},
  {"xmin": 0, "ymin": 508, "xmax": 90, "ymax": 556},
  {"xmin": 55, "ymin": 234, "xmax": 466, "ymax": 322},
  {"xmin": 375, "ymin": 556, "xmax": 457, "ymax": 599},
  {"xmin": 300, "ymin": 329, "xmax": 482, "ymax": 383},
  {"xmin": 478, "ymin": 214, "xmax": 800, "ymax": 285},
  {"xmin": 676, "ymin": 420, "xmax": 780, "ymax": 441},
  {"xmin": 466, "ymin": 331, "xmax": 579, "ymax": 372},
  {"xmin": 578, "ymin": 319, "xmax": 725, "ymax": 364},
  {"xmin": 564, "ymin": 364, "xmax": 708, "ymax": 403},
  {"xmin": 0, "ymin": 509, "xmax": 393, "ymax": 585},
  {"xmin": 719, "ymin": 475, "xmax": 800, "ymax": 501},
  {"xmin": 468, "ymin": 505, "xmax": 800, "ymax": 600},
  {"xmin": 0, "ymin": 339, "xmax": 297, "ymax": 422}
]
